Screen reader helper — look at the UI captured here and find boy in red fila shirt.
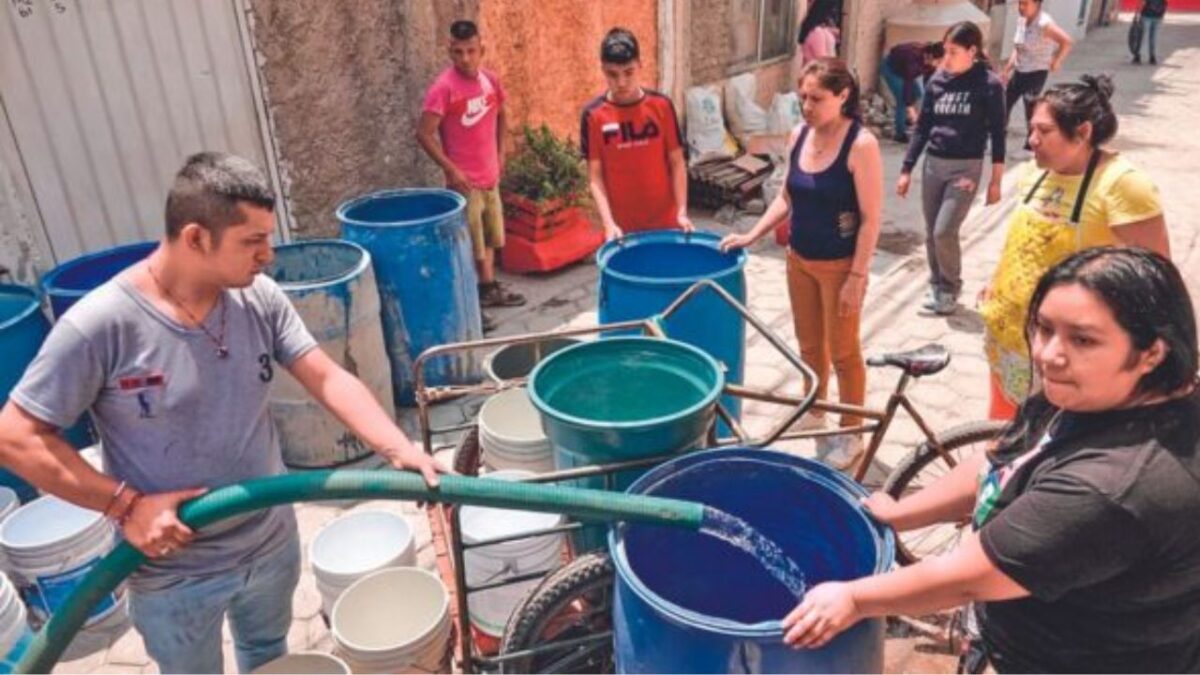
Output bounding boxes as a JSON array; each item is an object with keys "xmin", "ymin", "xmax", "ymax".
[{"xmin": 581, "ymin": 27, "xmax": 694, "ymax": 240}]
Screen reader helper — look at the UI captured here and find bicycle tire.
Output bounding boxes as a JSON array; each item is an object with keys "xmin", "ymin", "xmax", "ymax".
[
  {"xmin": 499, "ymin": 552, "xmax": 616, "ymax": 674},
  {"xmin": 883, "ymin": 420, "xmax": 1008, "ymax": 566},
  {"xmin": 454, "ymin": 426, "xmax": 483, "ymax": 477}
]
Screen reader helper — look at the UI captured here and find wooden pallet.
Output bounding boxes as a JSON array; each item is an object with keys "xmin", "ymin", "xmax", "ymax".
[{"xmin": 687, "ymin": 154, "xmax": 773, "ymax": 210}]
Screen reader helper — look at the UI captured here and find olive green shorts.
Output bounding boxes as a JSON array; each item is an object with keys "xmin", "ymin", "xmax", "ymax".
[{"xmin": 466, "ymin": 186, "xmax": 505, "ymax": 259}]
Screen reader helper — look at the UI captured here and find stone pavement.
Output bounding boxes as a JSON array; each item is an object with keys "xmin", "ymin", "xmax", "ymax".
[{"xmin": 54, "ymin": 13, "xmax": 1200, "ymax": 674}]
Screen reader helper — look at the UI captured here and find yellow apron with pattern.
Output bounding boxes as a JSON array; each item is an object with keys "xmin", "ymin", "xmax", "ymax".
[{"xmin": 980, "ymin": 153, "xmax": 1116, "ymax": 404}]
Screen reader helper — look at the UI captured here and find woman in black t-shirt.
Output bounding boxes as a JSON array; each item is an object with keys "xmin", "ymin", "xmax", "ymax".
[{"xmin": 781, "ymin": 247, "xmax": 1200, "ymax": 673}]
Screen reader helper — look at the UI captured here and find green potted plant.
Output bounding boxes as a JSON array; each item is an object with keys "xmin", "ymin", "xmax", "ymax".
[{"xmin": 501, "ymin": 124, "xmax": 591, "ymax": 242}]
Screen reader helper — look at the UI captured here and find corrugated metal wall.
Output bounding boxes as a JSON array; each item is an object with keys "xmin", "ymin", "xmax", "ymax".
[{"xmin": 0, "ymin": 0, "xmax": 284, "ymax": 263}]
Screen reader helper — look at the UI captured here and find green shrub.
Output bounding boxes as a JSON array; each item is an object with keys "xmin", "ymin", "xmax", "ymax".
[{"xmin": 501, "ymin": 124, "xmax": 588, "ymax": 206}]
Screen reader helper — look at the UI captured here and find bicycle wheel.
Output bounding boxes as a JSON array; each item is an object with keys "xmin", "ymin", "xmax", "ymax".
[
  {"xmin": 498, "ymin": 552, "xmax": 615, "ymax": 674},
  {"xmin": 882, "ymin": 420, "xmax": 1008, "ymax": 565}
]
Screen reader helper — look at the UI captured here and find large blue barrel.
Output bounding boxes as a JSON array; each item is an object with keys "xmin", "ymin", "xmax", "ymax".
[
  {"xmin": 597, "ymin": 231, "xmax": 747, "ymax": 423},
  {"xmin": 528, "ymin": 337, "xmax": 723, "ymax": 552},
  {"xmin": 611, "ymin": 448, "xmax": 894, "ymax": 673},
  {"xmin": 337, "ymin": 189, "xmax": 482, "ymax": 405},
  {"xmin": 0, "ymin": 286, "xmax": 51, "ymax": 502},
  {"xmin": 267, "ymin": 240, "xmax": 395, "ymax": 468},
  {"xmin": 40, "ymin": 241, "xmax": 156, "ymax": 320}
]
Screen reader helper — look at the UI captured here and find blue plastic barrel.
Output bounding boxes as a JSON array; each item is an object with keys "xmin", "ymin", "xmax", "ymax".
[
  {"xmin": 611, "ymin": 448, "xmax": 894, "ymax": 673},
  {"xmin": 528, "ymin": 337, "xmax": 723, "ymax": 552},
  {"xmin": 597, "ymin": 231, "xmax": 747, "ymax": 424},
  {"xmin": 0, "ymin": 286, "xmax": 51, "ymax": 502},
  {"xmin": 40, "ymin": 241, "xmax": 156, "ymax": 320},
  {"xmin": 337, "ymin": 189, "xmax": 482, "ymax": 406},
  {"xmin": 267, "ymin": 240, "xmax": 394, "ymax": 468}
]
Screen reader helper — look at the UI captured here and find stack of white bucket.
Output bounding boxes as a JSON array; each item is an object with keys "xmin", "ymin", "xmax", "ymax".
[
  {"xmin": 309, "ymin": 511, "xmax": 417, "ymax": 618},
  {"xmin": 330, "ymin": 567, "xmax": 452, "ymax": 673},
  {"xmin": 477, "ymin": 388, "xmax": 554, "ymax": 473},
  {"xmin": 0, "ymin": 488, "xmax": 31, "ymax": 671},
  {"xmin": 0, "ymin": 494, "xmax": 124, "ymax": 631},
  {"xmin": 459, "ymin": 471, "xmax": 565, "ymax": 642}
]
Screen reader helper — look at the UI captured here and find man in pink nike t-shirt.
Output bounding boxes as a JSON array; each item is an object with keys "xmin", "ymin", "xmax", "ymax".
[{"xmin": 418, "ymin": 19, "xmax": 524, "ymax": 331}]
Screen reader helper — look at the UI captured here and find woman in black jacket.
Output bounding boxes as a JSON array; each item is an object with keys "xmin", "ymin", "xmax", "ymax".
[{"xmin": 896, "ymin": 21, "xmax": 1006, "ymax": 316}]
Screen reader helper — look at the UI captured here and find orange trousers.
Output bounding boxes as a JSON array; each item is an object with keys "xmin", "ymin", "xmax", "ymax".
[{"xmin": 786, "ymin": 252, "xmax": 866, "ymax": 427}]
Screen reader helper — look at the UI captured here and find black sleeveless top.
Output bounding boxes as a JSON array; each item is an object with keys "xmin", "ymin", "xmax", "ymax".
[{"xmin": 787, "ymin": 120, "xmax": 861, "ymax": 260}]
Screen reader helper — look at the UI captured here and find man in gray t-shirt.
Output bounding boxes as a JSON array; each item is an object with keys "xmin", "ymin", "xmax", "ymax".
[{"xmin": 0, "ymin": 152, "xmax": 444, "ymax": 673}]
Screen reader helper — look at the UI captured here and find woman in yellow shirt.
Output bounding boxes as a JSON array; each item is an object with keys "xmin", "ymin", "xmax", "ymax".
[{"xmin": 980, "ymin": 74, "xmax": 1169, "ymax": 419}]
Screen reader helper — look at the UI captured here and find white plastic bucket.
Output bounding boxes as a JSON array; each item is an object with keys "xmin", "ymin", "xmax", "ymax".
[
  {"xmin": 478, "ymin": 388, "xmax": 555, "ymax": 474},
  {"xmin": 0, "ymin": 495, "xmax": 122, "ymax": 626},
  {"xmin": 460, "ymin": 470, "xmax": 565, "ymax": 638},
  {"xmin": 331, "ymin": 567, "xmax": 452, "ymax": 673},
  {"xmin": 0, "ymin": 488, "xmax": 20, "ymax": 524},
  {"xmin": 310, "ymin": 510, "xmax": 416, "ymax": 617},
  {"xmin": 0, "ymin": 574, "xmax": 32, "ymax": 671},
  {"xmin": 252, "ymin": 651, "xmax": 351, "ymax": 674}
]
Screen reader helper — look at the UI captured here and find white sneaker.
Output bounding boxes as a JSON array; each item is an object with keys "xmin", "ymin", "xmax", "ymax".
[{"xmin": 817, "ymin": 435, "xmax": 865, "ymax": 472}]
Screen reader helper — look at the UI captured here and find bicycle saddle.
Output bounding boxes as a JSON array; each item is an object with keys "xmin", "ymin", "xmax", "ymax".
[{"xmin": 866, "ymin": 343, "xmax": 951, "ymax": 377}]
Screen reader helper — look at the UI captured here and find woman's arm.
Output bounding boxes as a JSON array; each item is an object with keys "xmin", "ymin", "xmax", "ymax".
[
  {"xmin": 1113, "ymin": 214, "xmax": 1170, "ymax": 257},
  {"xmin": 720, "ymin": 127, "xmax": 800, "ymax": 250},
  {"xmin": 1046, "ymin": 22, "xmax": 1074, "ymax": 72},
  {"xmin": 839, "ymin": 130, "xmax": 883, "ymax": 317},
  {"xmin": 783, "ymin": 532, "xmax": 1029, "ymax": 649},
  {"xmin": 863, "ymin": 449, "xmax": 988, "ymax": 531}
]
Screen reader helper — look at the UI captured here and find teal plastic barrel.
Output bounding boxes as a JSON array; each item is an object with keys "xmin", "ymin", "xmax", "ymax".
[
  {"xmin": 528, "ymin": 337, "xmax": 723, "ymax": 551},
  {"xmin": 267, "ymin": 240, "xmax": 394, "ymax": 468},
  {"xmin": 337, "ymin": 189, "xmax": 482, "ymax": 406},
  {"xmin": 597, "ymin": 231, "xmax": 747, "ymax": 424},
  {"xmin": 0, "ymin": 286, "xmax": 50, "ymax": 502}
]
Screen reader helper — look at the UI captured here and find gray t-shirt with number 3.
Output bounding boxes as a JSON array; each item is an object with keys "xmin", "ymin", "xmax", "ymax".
[{"xmin": 12, "ymin": 273, "xmax": 318, "ymax": 589}]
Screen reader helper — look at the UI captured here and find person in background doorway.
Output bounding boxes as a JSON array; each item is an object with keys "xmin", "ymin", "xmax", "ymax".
[
  {"xmin": 720, "ymin": 58, "xmax": 883, "ymax": 472},
  {"xmin": 0, "ymin": 153, "xmax": 446, "ymax": 674},
  {"xmin": 418, "ymin": 19, "xmax": 524, "ymax": 333},
  {"xmin": 980, "ymin": 75, "xmax": 1168, "ymax": 420},
  {"xmin": 880, "ymin": 41, "xmax": 945, "ymax": 143},
  {"xmin": 1002, "ymin": 0, "xmax": 1073, "ymax": 151},
  {"xmin": 798, "ymin": 0, "xmax": 840, "ymax": 65},
  {"xmin": 898, "ymin": 21, "xmax": 1006, "ymax": 316},
  {"xmin": 1134, "ymin": 0, "xmax": 1168, "ymax": 64},
  {"xmin": 782, "ymin": 247, "xmax": 1200, "ymax": 674},
  {"xmin": 581, "ymin": 27, "xmax": 693, "ymax": 241}
]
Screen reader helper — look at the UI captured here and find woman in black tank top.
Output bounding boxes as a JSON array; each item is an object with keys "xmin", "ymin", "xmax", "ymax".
[{"xmin": 721, "ymin": 59, "xmax": 883, "ymax": 470}]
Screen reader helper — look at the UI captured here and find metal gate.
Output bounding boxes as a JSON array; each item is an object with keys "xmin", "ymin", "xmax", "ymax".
[{"xmin": 0, "ymin": 0, "xmax": 288, "ymax": 264}]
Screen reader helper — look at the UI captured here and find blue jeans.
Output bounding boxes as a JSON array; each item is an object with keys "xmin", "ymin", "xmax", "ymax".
[
  {"xmin": 1139, "ymin": 16, "xmax": 1162, "ymax": 60},
  {"xmin": 880, "ymin": 60, "xmax": 923, "ymax": 138},
  {"xmin": 128, "ymin": 534, "xmax": 301, "ymax": 674}
]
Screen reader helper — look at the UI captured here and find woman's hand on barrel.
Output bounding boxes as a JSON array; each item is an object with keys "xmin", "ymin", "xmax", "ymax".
[
  {"xmin": 121, "ymin": 487, "xmax": 207, "ymax": 559},
  {"xmin": 719, "ymin": 232, "xmax": 754, "ymax": 252},
  {"xmin": 782, "ymin": 581, "xmax": 861, "ymax": 649},
  {"xmin": 860, "ymin": 491, "xmax": 903, "ymax": 526}
]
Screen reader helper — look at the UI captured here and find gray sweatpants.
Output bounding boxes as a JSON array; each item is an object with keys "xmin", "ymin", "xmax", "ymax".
[{"xmin": 921, "ymin": 156, "xmax": 983, "ymax": 297}]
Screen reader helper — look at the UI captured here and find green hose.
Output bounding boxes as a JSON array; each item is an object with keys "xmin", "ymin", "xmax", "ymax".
[{"xmin": 15, "ymin": 469, "xmax": 704, "ymax": 674}]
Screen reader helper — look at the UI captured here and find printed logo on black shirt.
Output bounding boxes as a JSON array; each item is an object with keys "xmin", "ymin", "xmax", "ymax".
[{"xmin": 934, "ymin": 91, "xmax": 972, "ymax": 116}]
